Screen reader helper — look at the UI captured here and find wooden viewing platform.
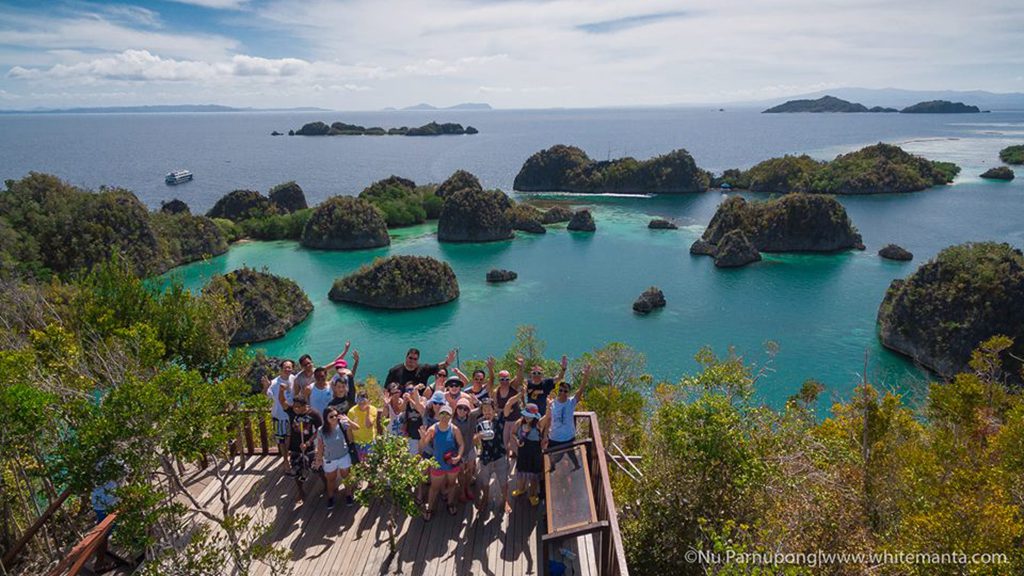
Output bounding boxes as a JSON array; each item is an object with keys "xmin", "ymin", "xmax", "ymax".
[
  {"xmin": 32, "ymin": 412, "xmax": 628, "ymax": 576},
  {"xmin": 187, "ymin": 454, "xmax": 599, "ymax": 575}
]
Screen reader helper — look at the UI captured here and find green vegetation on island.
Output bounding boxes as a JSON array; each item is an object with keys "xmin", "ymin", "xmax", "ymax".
[
  {"xmin": 900, "ymin": 100, "xmax": 981, "ymax": 113},
  {"xmin": 436, "ymin": 169, "xmax": 483, "ymax": 198},
  {"xmin": 293, "ymin": 120, "xmax": 478, "ymax": 137},
  {"xmin": 762, "ymin": 95, "xmax": 897, "ymax": 113},
  {"xmin": 514, "ymin": 145, "xmax": 710, "ymax": 194},
  {"xmin": 567, "ymin": 208, "xmax": 596, "ymax": 232},
  {"xmin": 981, "ymin": 166, "xmax": 1015, "ymax": 181},
  {"xmin": 357, "ymin": 176, "xmax": 443, "ymax": 228},
  {"xmin": 0, "ymin": 173, "xmax": 227, "ymax": 279},
  {"xmin": 206, "ymin": 184, "xmax": 313, "ymax": 241},
  {"xmin": 328, "ymin": 255, "xmax": 459, "ymax": 309},
  {"xmin": 505, "ymin": 203, "xmax": 546, "ymax": 234},
  {"xmin": 437, "ymin": 188, "xmax": 514, "ymax": 242},
  {"xmin": 877, "ymin": 241, "xmax": 1024, "ymax": 380},
  {"xmin": 999, "ymin": 145, "xmax": 1024, "ymax": 165},
  {"xmin": 714, "ymin": 143, "xmax": 960, "ymax": 194},
  {"xmin": 300, "ymin": 195, "xmax": 390, "ymax": 250},
  {"xmin": 202, "ymin": 267, "xmax": 313, "ymax": 345},
  {"xmin": 693, "ymin": 194, "xmax": 864, "ymax": 267}
]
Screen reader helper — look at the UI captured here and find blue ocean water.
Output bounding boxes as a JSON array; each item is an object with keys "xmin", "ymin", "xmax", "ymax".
[{"xmin": 1, "ymin": 108, "xmax": 1022, "ymax": 406}]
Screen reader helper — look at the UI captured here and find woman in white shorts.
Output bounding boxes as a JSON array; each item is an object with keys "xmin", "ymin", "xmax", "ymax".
[{"xmin": 315, "ymin": 406, "xmax": 358, "ymax": 509}]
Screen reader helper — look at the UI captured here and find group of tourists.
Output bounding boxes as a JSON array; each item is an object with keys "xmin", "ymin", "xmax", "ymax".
[{"xmin": 261, "ymin": 343, "xmax": 590, "ymax": 520}]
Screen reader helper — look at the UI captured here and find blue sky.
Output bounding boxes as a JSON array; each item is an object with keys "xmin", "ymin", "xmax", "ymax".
[{"xmin": 1, "ymin": 0, "xmax": 1022, "ymax": 109}]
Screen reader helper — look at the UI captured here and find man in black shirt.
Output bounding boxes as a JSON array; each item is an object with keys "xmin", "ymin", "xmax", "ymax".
[
  {"xmin": 286, "ymin": 397, "xmax": 323, "ymax": 503},
  {"xmin": 520, "ymin": 354, "xmax": 567, "ymax": 416},
  {"xmin": 386, "ymin": 347, "xmax": 456, "ymax": 389}
]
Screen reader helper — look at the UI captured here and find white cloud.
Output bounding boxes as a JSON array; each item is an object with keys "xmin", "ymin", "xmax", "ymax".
[
  {"xmin": 165, "ymin": 0, "xmax": 250, "ymax": 9},
  {"xmin": 0, "ymin": 7, "xmax": 238, "ymax": 61},
  {"xmin": 1, "ymin": 0, "xmax": 1023, "ymax": 109}
]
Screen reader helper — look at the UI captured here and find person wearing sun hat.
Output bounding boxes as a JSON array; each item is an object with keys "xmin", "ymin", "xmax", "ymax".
[
  {"xmin": 510, "ymin": 402, "xmax": 546, "ymax": 506},
  {"xmin": 452, "ymin": 396, "xmax": 481, "ymax": 502},
  {"xmin": 419, "ymin": 403, "xmax": 465, "ymax": 519}
]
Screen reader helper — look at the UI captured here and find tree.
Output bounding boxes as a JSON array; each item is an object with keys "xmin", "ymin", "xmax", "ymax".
[{"xmin": 348, "ymin": 432, "xmax": 432, "ymax": 573}]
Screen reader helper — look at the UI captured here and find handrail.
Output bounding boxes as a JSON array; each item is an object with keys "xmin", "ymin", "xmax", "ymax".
[
  {"xmin": 44, "ymin": 512, "xmax": 117, "ymax": 576},
  {"xmin": 545, "ymin": 412, "xmax": 629, "ymax": 576},
  {"xmin": 580, "ymin": 411, "xmax": 630, "ymax": 576}
]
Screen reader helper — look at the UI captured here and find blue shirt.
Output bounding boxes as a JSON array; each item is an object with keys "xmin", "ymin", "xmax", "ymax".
[{"xmin": 548, "ymin": 396, "xmax": 579, "ymax": 443}]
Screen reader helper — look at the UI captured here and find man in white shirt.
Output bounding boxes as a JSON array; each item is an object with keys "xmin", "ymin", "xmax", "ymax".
[{"xmin": 263, "ymin": 359, "xmax": 296, "ymax": 471}]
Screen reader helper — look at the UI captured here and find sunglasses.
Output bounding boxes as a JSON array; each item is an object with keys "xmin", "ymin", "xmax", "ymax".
[
  {"xmin": 530, "ymin": 371, "xmax": 542, "ymax": 375},
  {"xmin": 499, "ymin": 377, "xmax": 511, "ymax": 381}
]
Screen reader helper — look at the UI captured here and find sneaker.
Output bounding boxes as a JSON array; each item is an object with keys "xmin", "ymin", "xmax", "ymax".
[
  {"xmin": 345, "ymin": 495, "xmax": 355, "ymax": 507},
  {"xmin": 326, "ymin": 497, "xmax": 335, "ymax": 510}
]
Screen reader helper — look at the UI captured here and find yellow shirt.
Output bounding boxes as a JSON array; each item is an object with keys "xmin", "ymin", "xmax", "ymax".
[{"xmin": 348, "ymin": 404, "xmax": 378, "ymax": 445}]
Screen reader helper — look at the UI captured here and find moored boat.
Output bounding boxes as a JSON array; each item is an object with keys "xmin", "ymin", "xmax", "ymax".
[{"xmin": 165, "ymin": 169, "xmax": 193, "ymax": 185}]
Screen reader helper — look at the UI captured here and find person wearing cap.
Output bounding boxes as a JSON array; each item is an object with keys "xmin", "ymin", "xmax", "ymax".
[
  {"xmin": 405, "ymin": 387, "xmax": 447, "ymax": 504},
  {"xmin": 546, "ymin": 364, "xmax": 590, "ymax": 473},
  {"xmin": 418, "ymin": 404, "xmax": 465, "ymax": 520},
  {"xmin": 347, "ymin": 389, "xmax": 381, "ymax": 463},
  {"xmin": 286, "ymin": 397, "xmax": 323, "ymax": 503},
  {"xmin": 386, "ymin": 347, "xmax": 457, "ymax": 390},
  {"xmin": 475, "ymin": 398, "xmax": 511, "ymax": 515},
  {"xmin": 510, "ymin": 402, "xmax": 546, "ymax": 506},
  {"xmin": 520, "ymin": 354, "xmax": 567, "ymax": 416},
  {"xmin": 452, "ymin": 396, "xmax": 481, "ymax": 502},
  {"xmin": 262, "ymin": 359, "xmax": 296, "ymax": 472},
  {"xmin": 329, "ymin": 349, "xmax": 360, "ymax": 392},
  {"xmin": 511, "ymin": 402, "xmax": 546, "ymax": 505}
]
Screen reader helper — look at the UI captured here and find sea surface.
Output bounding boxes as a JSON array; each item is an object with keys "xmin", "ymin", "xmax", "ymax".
[{"xmin": 2, "ymin": 108, "xmax": 1022, "ymax": 407}]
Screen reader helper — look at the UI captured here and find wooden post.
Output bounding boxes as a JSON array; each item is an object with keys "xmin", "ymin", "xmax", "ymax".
[
  {"xmin": 243, "ymin": 416, "xmax": 255, "ymax": 455},
  {"xmin": 258, "ymin": 415, "xmax": 270, "ymax": 455}
]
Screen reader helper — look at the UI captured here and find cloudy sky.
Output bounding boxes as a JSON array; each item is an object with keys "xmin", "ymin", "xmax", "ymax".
[{"xmin": 1, "ymin": 0, "xmax": 1022, "ymax": 110}]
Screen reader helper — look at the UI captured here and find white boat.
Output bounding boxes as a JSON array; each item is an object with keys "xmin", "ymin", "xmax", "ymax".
[{"xmin": 165, "ymin": 169, "xmax": 193, "ymax": 185}]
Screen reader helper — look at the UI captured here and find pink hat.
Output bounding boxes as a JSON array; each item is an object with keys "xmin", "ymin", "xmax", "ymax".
[
  {"xmin": 456, "ymin": 397, "xmax": 472, "ymax": 410},
  {"xmin": 334, "ymin": 359, "xmax": 348, "ymax": 368}
]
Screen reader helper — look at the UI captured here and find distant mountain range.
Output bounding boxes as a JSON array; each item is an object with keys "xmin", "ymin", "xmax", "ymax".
[
  {"xmin": 0, "ymin": 104, "xmax": 331, "ymax": 114},
  {"xmin": 748, "ymin": 88, "xmax": 1024, "ymax": 111},
  {"xmin": 382, "ymin": 103, "xmax": 493, "ymax": 111}
]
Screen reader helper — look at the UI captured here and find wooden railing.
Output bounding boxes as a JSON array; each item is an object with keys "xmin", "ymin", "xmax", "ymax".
[
  {"xmin": 540, "ymin": 411, "xmax": 629, "ymax": 576},
  {"xmin": 43, "ymin": 513, "xmax": 118, "ymax": 576},
  {"xmin": 227, "ymin": 409, "xmax": 280, "ymax": 459}
]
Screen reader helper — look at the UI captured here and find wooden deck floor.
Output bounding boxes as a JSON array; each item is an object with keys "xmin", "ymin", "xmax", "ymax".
[{"xmin": 186, "ymin": 455, "xmax": 598, "ymax": 576}]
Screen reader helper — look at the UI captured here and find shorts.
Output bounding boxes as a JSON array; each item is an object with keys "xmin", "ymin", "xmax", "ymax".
[
  {"xmin": 355, "ymin": 443, "xmax": 372, "ymax": 461},
  {"xmin": 430, "ymin": 465, "xmax": 460, "ymax": 477},
  {"xmin": 289, "ymin": 450, "xmax": 314, "ymax": 481},
  {"xmin": 479, "ymin": 457, "xmax": 510, "ymax": 489},
  {"xmin": 273, "ymin": 418, "xmax": 289, "ymax": 440},
  {"xmin": 323, "ymin": 454, "xmax": 352, "ymax": 474}
]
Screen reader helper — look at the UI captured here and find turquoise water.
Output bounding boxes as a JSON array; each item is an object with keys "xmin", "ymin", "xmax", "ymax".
[
  {"xmin": 166, "ymin": 157, "xmax": 1022, "ymax": 408},
  {"xmin": 4, "ymin": 108, "xmax": 1023, "ymax": 406}
]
